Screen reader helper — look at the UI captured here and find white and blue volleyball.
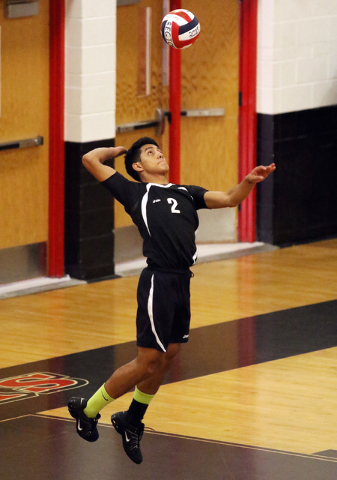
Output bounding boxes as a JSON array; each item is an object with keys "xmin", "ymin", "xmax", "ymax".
[{"xmin": 161, "ymin": 9, "xmax": 200, "ymax": 49}]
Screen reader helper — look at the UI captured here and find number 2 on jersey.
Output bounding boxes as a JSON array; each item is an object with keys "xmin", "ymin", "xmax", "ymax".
[{"xmin": 167, "ymin": 198, "xmax": 181, "ymax": 214}]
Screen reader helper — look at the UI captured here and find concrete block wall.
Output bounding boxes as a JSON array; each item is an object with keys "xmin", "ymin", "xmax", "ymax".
[
  {"xmin": 257, "ymin": 0, "xmax": 337, "ymax": 115},
  {"xmin": 256, "ymin": 0, "xmax": 337, "ymax": 246},
  {"xmin": 64, "ymin": 0, "xmax": 117, "ymax": 280},
  {"xmin": 65, "ymin": 0, "xmax": 117, "ymax": 142}
]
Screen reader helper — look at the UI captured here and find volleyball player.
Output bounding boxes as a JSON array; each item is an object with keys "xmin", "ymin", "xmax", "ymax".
[{"xmin": 68, "ymin": 137, "xmax": 275, "ymax": 464}]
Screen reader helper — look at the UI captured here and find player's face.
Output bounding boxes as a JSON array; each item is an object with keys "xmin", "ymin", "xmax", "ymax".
[{"xmin": 139, "ymin": 144, "xmax": 169, "ymax": 174}]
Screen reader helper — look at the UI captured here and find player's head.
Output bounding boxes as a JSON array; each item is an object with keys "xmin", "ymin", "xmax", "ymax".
[{"xmin": 125, "ymin": 137, "xmax": 160, "ymax": 182}]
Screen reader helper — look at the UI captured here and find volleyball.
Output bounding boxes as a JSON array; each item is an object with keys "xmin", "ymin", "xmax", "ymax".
[{"xmin": 161, "ymin": 9, "xmax": 200, "ymax": 49}]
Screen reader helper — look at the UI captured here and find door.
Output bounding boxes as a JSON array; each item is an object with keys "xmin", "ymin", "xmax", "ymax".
[
  {"xmin": 0, "ymin": 1, "xmax": 50, "ymax": 283},
  {"xmin": 115, "ymin": 0, "xmax": 239, "ymax": 239}
]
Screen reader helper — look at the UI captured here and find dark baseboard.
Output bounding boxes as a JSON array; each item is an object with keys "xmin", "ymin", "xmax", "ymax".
[
  {"xmin": 64, "ymin": 138, "xmax": 116, "ymax": 280},
  {"xmin": 257, "ymin": 105, "xmax": 337, "ymax": 246}
]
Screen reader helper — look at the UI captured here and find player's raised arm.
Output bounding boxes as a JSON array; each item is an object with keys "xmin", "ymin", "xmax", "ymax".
[
  {"xmin": 204, "ymin": 163, "xmax": 276, "ymax": 209},
  {"xmin": 82, "ymin": 146, "xmax": 127, "ymax": 182}
]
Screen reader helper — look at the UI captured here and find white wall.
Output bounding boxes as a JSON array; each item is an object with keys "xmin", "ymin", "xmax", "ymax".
[
  {"xmin": 65, "ymin": 0, "xmax": 117, "ymax": 143},
  {"xmin": 257, "ymin": 0, "xmax": 337, "ymax": 114}
]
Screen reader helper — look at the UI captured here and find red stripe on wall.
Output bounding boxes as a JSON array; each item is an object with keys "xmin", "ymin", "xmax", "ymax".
[
  {"xmin": 169, "ymin": 0, "xmax": 182, "ymax": 184},
  {"xmin": 239, "ymin": 0, "xmax": 258, "ymax": 243},
  {"xmin": 48, "ymin": 0, "xmax": 65, "ymax": 277}
]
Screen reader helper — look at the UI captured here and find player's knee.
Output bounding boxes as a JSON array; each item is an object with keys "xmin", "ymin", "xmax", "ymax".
[
  {"xmin": 145, "ymin": 358, "xmax": 161, "ymax": 376},
  {"xmin": 136, "ymin": 349, "xmax": 162, "ymax": 377}
]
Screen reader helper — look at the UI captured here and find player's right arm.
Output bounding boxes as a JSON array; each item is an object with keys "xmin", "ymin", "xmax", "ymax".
[{"xmin": 82, "ymin": 146, "xmax": 127, "ymax": 182}]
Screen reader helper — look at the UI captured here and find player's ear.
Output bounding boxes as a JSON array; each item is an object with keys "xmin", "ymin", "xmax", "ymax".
[{"xmin": 132, "ymin": 162, "xmax": 143, "ymax": 173}]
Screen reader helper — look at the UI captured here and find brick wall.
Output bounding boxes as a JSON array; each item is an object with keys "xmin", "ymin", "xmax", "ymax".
[
  {"xmin": 64, "ymin": 0, "xmax": 117, "ymax": 280},
  {"xmin": 257, "ymin": 0, "xmax": 337, "ymax": 115},
  {"xmin": 65, "ymin": 0, "xmax": 116, "ymax": 142},
  {"xmin": 256, "ymin": 0, "xmax": 337, "ymax": 246}
]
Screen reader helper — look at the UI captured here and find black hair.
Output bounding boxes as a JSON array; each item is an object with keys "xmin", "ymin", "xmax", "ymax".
[{"xmin": 124, "ymin": 137, "xmax": 159, "ymax": 182}]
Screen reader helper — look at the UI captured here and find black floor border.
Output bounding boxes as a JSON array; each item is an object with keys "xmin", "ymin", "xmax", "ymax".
[
  {"xmin": 1, "ymin": 299, "xmax": 336, "ymax": 421},
  {"xmin": 32, "ymin": 413, "xmax": 337, "ymax": 464}
]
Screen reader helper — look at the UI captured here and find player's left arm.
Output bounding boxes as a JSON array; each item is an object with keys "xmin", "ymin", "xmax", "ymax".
[{"xmin": 204, "ymin": 163, "xmax": 276, "ymax": 209}]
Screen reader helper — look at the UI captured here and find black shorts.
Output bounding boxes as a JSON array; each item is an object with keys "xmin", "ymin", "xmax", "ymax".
[{"xmin": 136, "ymin": 267, "xmax": 191, "ymax": 352}]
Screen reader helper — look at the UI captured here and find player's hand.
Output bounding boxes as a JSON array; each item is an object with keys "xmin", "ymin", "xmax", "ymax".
[
  {"xmin": 110, "ymin": 146, "xmax": 128, "ymax": 158},
  {"xmin": 246, "ymin": 163, "xmax": 276, "ymax": 184}
]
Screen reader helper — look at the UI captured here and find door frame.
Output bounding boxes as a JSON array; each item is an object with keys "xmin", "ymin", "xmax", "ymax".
[
  {"xmin": 238, "ymin": 0, "xmax": 258, "ymax": 242},
  {"xmin": 48, "ymin": 0, "xmax": 65, "ymax": 277}
]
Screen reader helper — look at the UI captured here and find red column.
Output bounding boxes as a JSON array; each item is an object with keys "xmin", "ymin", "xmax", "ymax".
[
  {"xmin": 169, "ymin": 0, "xmax": 181, "ymax": 185},
  {"xmin": 239, "ymin": 0, "xmax": 258, "ymax": 242},
  {"xmin": 48, "ymin": 0, "xmax": 65, "ymax": 277}
]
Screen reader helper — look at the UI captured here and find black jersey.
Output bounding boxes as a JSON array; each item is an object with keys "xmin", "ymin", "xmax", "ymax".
[{"xmin": 102, "ymin": 172, "xmax": 209, "ymax": 270}]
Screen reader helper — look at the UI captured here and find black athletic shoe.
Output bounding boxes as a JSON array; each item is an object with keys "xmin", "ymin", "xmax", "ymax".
[
  {"xmin": 111, "ymin": 411, "xmax": 144, "ymax": 464},
  {"xmin": 68, "ymin": 397, "xmax": 100, "ymax": 442}
]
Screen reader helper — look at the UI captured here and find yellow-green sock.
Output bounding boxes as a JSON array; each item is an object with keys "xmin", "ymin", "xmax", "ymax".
[
  {"xmin": 126, "ymin": 387, "xmax": 155, "ymax": 424},
  {"xmin": 133, "ymin": 387, "xmax": 155, "ymax": 406},
  {"xmin": 83, "ymin": 384, "xmax": 114, "ymax": 418}
]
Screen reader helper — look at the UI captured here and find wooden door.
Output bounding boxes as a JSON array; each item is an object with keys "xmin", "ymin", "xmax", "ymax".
[
  {"xmin": 115, "ymin": 0, "xmax": 169, "ymax": 229},
  {"xmin": 115, "ymin": 0, "xmax": 239, "ymax": 230},
  {"xmin": 181, "ymin": 0, "xmax": 239, "ymax": 191},
  {"xmin": 0, "ymin": 1, "xmax": 50, "ymax": 281}
]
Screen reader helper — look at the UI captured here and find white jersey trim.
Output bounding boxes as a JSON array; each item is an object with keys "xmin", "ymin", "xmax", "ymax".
[
  {"xmin": 141, "ymin": 183, "xmax": 174, "ymax": 238},
  {"xmin": 141, "ymin": 189, "xmax": 151, "ymax": 236}
]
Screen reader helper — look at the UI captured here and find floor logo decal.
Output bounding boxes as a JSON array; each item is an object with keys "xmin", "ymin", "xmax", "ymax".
[{"xmin": 0, "ymin": 372, "xmax": 88, "ymax": 404}]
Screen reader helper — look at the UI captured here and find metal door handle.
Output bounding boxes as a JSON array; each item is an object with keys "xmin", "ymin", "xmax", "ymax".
[
  {"xmin": 0, "ymin": 136, "xmax": 43, "ymax": 152},
  {"xmin": 116, "ymin": 108, "xmax": 225, "ymax": 135},
  {"xmin": 116, "ymin": 109, "xmax": 165, "ymax": 135},
  {"xmin": 181, "ymin": 108, "xmax": 225, "ymax": 117}
]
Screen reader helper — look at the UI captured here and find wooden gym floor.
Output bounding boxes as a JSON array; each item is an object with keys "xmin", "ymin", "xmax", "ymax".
[{"xmin": 0, "ymin": 239, "xmax": 337, "ymax": 479}]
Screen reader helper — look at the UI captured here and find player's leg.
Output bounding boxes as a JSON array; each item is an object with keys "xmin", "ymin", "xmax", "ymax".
[
  {"xmin": 68, "ymin": 268, "xmax": 164, "ymax": 446},
  {"xmin": 110, "ymin": 268, "xmax": 179, "ymax": 464},
  {"xmin": 112, "ymin": 270, "xmax": 191, "ymax": 462},
  {"xmin": 134, "ymin": 343, "xmax": 181, "ymax": 396},
  {"xmin": 68, "ymin": 346, "xmax": 163, "ymax": 444},
  {"xmin": 126, "ymin": 343, "xmax": 180, "ymax": 423},
  {"xmin": 111, "ymin": 343, "xmax": 180, "ymax": 464},
  {"xmin": 104, "ymin": 346, "xmax": 164, "ymax": 398}
]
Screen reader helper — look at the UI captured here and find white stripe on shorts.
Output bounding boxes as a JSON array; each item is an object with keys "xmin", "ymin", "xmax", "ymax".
[{"xmin": 147, "ymin": 274, "xmax": 167, "ymax": 352}]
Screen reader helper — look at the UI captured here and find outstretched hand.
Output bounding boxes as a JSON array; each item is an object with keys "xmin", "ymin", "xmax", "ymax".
[{"xmin": 246, "ymin": 163, "xmax": 276, "ymax": 184}]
